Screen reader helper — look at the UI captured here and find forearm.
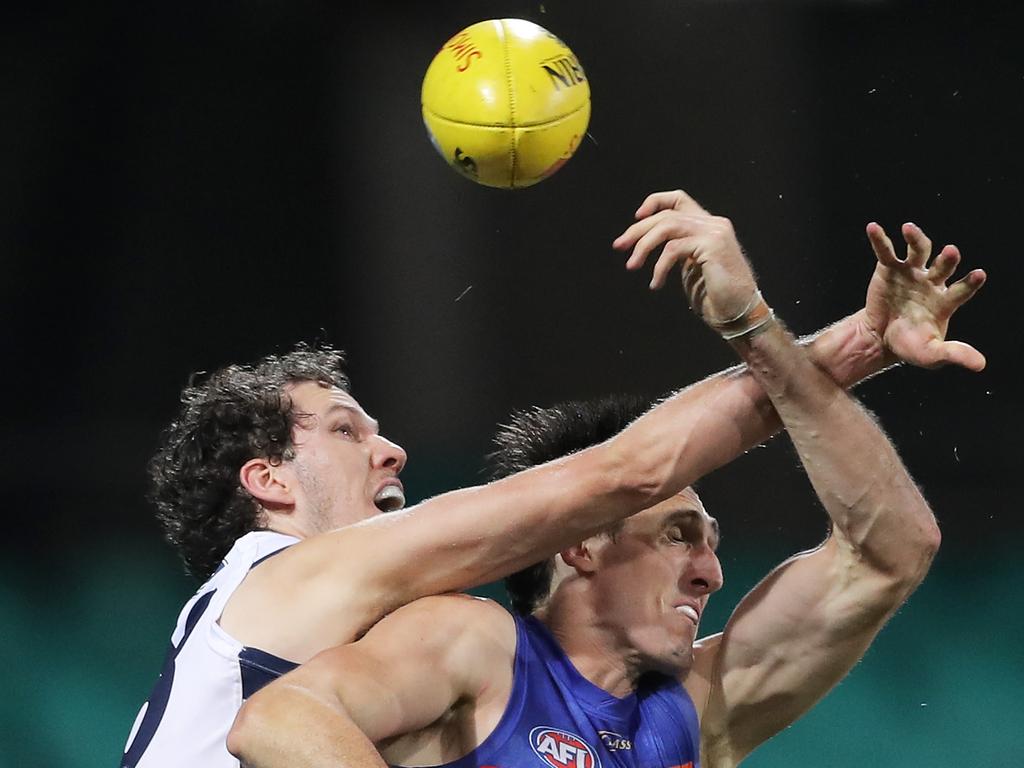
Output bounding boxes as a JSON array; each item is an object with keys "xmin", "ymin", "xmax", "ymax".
[
  {"xmin": 373, "ymin": 363, "xmax": 793, "ymax": 610},
  {"xmin": 228, "ymin": 685, "xmax": 387, "ymax": 768},
  {"xmin": 610, "ymin": 309, "xmax": 894, "ymax": 498},
  {"xmin": 801, "ymin": 308, "xmax": 896, "ymax": 388},
  {"xmin": 609, "ymin": 365, "xmax": 776, "ymax": 496},
  {"xmin": 730, "ymin": 319, "xmax": 939, "ymax": 580}
]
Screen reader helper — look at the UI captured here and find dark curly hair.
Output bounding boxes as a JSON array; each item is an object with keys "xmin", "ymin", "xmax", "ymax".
[
  {"xmin": 488, "ymin": 393, "xmax": 653, "ymax": 615},
  {"xmin": 149, "ymin": 342, "xmax": 350, "ymax": 581}
]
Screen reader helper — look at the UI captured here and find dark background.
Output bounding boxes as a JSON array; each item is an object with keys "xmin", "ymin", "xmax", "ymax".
[{"xmin": 3, "ymin": 1, "xmax": 1021, "ymax": 766}]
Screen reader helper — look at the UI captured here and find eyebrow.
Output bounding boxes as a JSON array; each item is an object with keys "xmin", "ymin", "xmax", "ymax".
[
  {"xmin": 324, "ymin": 403, "xmax": 380, "ymax": 433},
  {"xmin": 667, "ymin": 508, "xmax": 721, "ymax": 550}
]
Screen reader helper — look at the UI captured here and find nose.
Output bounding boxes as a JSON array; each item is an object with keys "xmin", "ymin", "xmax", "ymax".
[
  {"xmin": 687, "ymin": 547, "xmax": 724, "ymax": 596},
  {"xmin": 371, "ymin": 434, "xmax": 407, "ymax": 475}
]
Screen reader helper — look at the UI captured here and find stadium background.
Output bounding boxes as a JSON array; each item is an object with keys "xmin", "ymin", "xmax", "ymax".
[{"xmin": 3, "ymin": 1, "xmax": 1021, "ymax": 766}]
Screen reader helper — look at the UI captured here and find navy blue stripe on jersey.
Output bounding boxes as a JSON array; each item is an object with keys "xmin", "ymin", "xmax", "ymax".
[
  {"xmin": 121, "ymin": 589, "xmax": 217, "ymax": 768},
  {"xmin": 239, "ymin": 646, "xmax": 298, "ymax": 699},
  {"xmin": 210, "ymin": 538, "xmax": 293, "ymax": 577},
  {"xmin": 249, "ymin": 543, "xmax": 294, "ymax": 571}
]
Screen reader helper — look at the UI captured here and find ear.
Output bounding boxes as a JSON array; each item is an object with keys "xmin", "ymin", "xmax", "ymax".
[
  {"xmin": 560, "ymin": 540, "xmax": 600, "ymax": 575},
  {"xmin": 239, "ymin": 457, "xmax": 295, "ymax": 509}
]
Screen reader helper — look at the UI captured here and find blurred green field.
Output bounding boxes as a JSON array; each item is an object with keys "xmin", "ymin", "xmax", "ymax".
[{"xmin": 5, "ymin": 534, "xmax": 1020, "ymax": 768}]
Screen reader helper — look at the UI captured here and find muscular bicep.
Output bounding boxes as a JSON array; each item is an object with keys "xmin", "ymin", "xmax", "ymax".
[
  {"xmin": 230, "ymin": 595, "xmax": 516, "ymax": 768},
  {"xmin": 699, "ymin": 535, "xmax": 911, "ymax": 763},
  {"xmin": 300, "ymin": 595, "xmax": 513, "ymax": 742},
  {"xmin": 300, "ymin": 634, "xmax": 457, "ymax": 741},
  {"xmin": 228, "ymin": 595, "xmax": 515, "ymax": 768}
]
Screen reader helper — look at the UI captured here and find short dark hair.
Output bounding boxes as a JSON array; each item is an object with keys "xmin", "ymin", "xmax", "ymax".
[
  {"xmin": 149, "ymin": 343, "xmax": 350, "ymax": 581},
  {"xmin": 488, "ymin": 394, "xmax": 653, "ymax": 614}
]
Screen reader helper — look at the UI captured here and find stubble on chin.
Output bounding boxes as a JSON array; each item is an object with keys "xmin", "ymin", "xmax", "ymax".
[{"xmin": 293, "ymin": 461, "xmax": 337, "ymax": 534}]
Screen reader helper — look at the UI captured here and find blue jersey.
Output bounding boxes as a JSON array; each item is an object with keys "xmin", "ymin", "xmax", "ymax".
[{"xmin": 422, "ymin": 613, "xmax": 700, "ymax": 768}]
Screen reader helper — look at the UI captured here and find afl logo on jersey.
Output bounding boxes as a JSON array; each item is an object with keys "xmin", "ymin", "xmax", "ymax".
[{"xmin": 529, "ymin": 726, "xmax": 601, "ymax": 768}]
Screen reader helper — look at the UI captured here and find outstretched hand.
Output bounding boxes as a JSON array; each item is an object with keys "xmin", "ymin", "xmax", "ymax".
[
  {"xmin": 612, "ymin": 190, "xmax": 760, "ymax": 324},
  {"xmin": 863, "ymin": 222, "xmax": 987, "ymax": 371}
]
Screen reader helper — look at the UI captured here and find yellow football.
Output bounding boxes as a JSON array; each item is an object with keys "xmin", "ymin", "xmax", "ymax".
[{"xmin": 421, "ymin": 18, "xmax": 590, "ymax": 189}]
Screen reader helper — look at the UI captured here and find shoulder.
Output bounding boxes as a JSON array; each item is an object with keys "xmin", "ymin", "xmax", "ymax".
[
  {"xmin": 369, "ymin": 594, "xmax": 517, "ymax": 658},
  {"xmin": 327, "ymin": 594, "xmax": 518, "ymax": 700},
  {"xmin": 379, "ymin": 592, "xmax": 510, "ymax": 621}
]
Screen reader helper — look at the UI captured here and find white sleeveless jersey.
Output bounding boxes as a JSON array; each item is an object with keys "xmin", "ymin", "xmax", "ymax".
[{"xmin": 121, "ymin": 531, "xmax": 300, "ymax": 768}]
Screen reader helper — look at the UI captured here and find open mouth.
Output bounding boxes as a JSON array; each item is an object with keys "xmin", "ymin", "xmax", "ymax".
[
  {"xmin": 675, "ymin": 605, "xmax": 700, "ymax": 625},
  {"xmin": 373, "ymin": 484, "xmax": 405, "ymax": 513}
]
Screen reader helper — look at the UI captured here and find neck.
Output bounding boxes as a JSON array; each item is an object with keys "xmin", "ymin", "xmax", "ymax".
[
  {"xmin": 261, "ymin": 508, "xmax": 318, "ymax": 540},
  {"xmin": 537, "ymin": 580, "xmax": 645, "ymax": 699}
]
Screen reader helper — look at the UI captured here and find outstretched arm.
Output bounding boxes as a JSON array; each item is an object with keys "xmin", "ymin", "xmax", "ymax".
[
  {"xmin": 702, "ymin": 319, "xmax": 940, "ymax": 766},
  {"xmin": 618, "ymin": 191, "xmax": 964, "ymax": 766},
  {"xmin": 232, "ymin": 191, "xmax": 983, "ymax": 664}
]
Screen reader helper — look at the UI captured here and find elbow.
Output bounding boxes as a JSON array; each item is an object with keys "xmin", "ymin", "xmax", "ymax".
[
  {"xmin": 915, "ymin": 514, "xmax": 942, "ymax": 577},
  {"xmin": 847, "ymin": 503, "xmax": 941, "ymax": 598},
  {"xmin": 921, "ymin": 515, "xmax": 942, "ymax": 559},
  {"xmin": 226, "ymin": 695, "xmax": 267, "ymax": 763},
  {"xmin": 892, "ymin": 511, "xmax": 941, "ymax": 593},
  {"xmin": 911, "ymin": 508, "xmax": 941, "ymax": 570}
]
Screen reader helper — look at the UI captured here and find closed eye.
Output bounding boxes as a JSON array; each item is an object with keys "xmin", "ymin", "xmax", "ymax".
[{"xmin": 667, "ymin": 526, "xmax": 690, "ymax": 544}]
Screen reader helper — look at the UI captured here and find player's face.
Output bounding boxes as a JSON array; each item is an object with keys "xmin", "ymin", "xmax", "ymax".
[
  {"xmin": 589, "ymin": 488, "xmax": 722, "ymax": 673},
  {"xmin": 283, "ymin": 381, "xmax": 407, "ymax": 532}
]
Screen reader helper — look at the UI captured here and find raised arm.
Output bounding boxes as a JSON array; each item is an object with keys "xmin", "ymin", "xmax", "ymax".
[
  {"xmin": 227, "ymin": 595, "xmax": 513, "ymax": 768},
  {"xmin": 618, "ymin": 191, "xmax": 979, "ymax": 766},
  {"xmin": 699, "ymin": 318, "xmax": 941, "ymax": 766},
  {"xmin": 605, "ymin": 191, "xmax": 983, "ymax": 515},
  {"xmin": 231, "ymin": 190, "xmax": 983, "ymax": 664}
]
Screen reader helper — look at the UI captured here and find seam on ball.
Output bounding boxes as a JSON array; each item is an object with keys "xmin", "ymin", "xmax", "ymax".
[{"xmin": 500, "ymin": 19, "xmax": 520, "ymax": 188}]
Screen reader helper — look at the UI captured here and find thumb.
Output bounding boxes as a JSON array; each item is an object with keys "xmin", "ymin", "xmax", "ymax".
[{"xmin": 938, "ymin": 340, "xmax": 987, "ymax": 372}]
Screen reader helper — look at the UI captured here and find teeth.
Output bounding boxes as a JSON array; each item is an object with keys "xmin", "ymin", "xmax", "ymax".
[
  {"xmin": 374, "ymin": 485, "xmax": 405, "ymax": 512},
  {"xmin": 676, "ymin": 606, "xmax": 699, "ymax": 623}
]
